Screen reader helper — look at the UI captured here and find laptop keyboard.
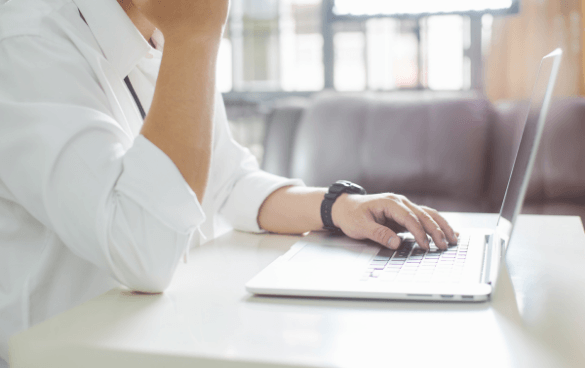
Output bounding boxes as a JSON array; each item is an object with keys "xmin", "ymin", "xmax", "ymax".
[{"xmin": 363, "ymin": 235, "xmax": 470, "ymax": 283}]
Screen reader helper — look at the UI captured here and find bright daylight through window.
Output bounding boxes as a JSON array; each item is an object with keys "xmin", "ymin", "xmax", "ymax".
[
  {"xmin": 217, "ymin": 0, "xmax": 506, "ymax": 93},
  {"xmin": 219, "ymin": 0, "xmax": 511, "ymax": 162},
  {"xmin": 333, "ymin": 0, "xmax": 514, "ymax": 16}
]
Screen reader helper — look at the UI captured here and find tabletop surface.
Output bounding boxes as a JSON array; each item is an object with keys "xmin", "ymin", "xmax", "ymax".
[{"xmin": 9, "ymin": 213, "xmax": 585, "ymax": 368}]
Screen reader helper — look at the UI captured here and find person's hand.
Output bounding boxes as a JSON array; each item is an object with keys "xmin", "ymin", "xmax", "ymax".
[
  {"xmin": 132, "ymin": 0, "xmax": 230, "ymax": 42},
  {"xmin": 331, "ymin": 193, "xmax": 458, "ymax": 250}
]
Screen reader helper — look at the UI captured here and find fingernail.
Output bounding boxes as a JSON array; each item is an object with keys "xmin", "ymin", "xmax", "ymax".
[{"xmin": 387, "ymin": 235, "xmax": 395, "ymax": 248}]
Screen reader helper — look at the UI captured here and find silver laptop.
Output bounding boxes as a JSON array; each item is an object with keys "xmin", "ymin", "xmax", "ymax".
[{"xmin": 246, "ymin": 49, "xmax": 563, "ymax": 302}]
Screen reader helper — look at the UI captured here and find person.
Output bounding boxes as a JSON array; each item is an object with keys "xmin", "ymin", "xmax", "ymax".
[{"xmin": 0, "ymin": 0, "xmax": 458, "ymax": 366}]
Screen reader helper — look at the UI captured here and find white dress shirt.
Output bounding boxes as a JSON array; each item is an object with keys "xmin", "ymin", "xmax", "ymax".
[{"xmin": 0, "ymin": 0, "xmax": 303, "ymax": 364}]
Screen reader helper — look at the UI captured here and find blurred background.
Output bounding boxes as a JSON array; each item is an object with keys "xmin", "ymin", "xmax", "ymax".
[{"xmin": 221, "ymin": 0, "xmax": 583, "ymax": 163}]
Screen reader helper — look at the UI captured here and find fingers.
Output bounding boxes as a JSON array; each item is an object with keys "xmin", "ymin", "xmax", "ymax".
[
  {"xmin": 344, "ymin": 193, "xmax": 458, "ymax": 252},
  {"xmin": 364, "ymin": 222, "xmax": 401, "ymax": 249},
  {"xmin": 420, "ymin": 206, "xmax": 459, "ymax": 245},
  {"xmin": 402, "ymin": 202, "xmax": 449, "ymax": 250},
  {"xmin": 382, "ymin": 200, "xmax": 431, "ymax": 250}
]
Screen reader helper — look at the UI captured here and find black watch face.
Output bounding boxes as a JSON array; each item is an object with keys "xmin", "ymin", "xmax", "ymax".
[
  {"xmin": 330, "ymin": 181, "xmax": 366, "ymax": 195},
  {"xmin": 347, "ymin": 183, "xmax": 365, "ymax": 194}
]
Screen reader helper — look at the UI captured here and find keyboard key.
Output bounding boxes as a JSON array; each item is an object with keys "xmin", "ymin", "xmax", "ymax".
[
  {"xmin": 385, "ymin": 265, "xmax": 401, "ymax": 270},
  {"xmin": 371, "ymin": 270, "xmax": 383, "ymax": 278},
  {"xmin": 434, "ymin": 268, "xmax": 451, "ymax": 273},
  {"xmin": 398, "ymin": 245, "xmax": 413, "ymax": 252},
  {"xmin": 423, "ymin": 261, "xmax": 439, "ymax": 265},
  {"xmin": 400, "ymin": 270, "xmax": 418, "ymax": 275},
  {"xmin": 371, "ymin": 261, "xmax": 388, "ymax": 267},
  {"xmin": 437, "ymin": 263, "xmax": 455, "ymax": 268},
  {"xmin": 399, "ymin": 267, "xmax": 416, "ymax": 273},
  {"xmin": 373, "ymin": 257, "xmax": 391, "ymax": 262},
  {"xmin": 377, "ymin": 248, "xmax": 395, "ymax": 257},
  {"xmin": 438, "ymin": 257, "xmax": 455, "ymax": 262},
  {"xmin": 386, "ymin": 268, "xmax": 402, "ymax": 273}
]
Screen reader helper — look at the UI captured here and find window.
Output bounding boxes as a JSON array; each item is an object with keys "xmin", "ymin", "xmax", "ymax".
[
  {"xmin": 221, "ymin": 0, "xmax": 518, "ymax": 162},
  {"xmin": 220, "ymin": 0, "xmax": 323, "ymax": 92},
  {"xmin": 332, "ymin": 0, "xmax": 515, "ymax": 17},
  {"xmin": 221, "ymin": 0, "xmax": 516, "ymax": 93}
]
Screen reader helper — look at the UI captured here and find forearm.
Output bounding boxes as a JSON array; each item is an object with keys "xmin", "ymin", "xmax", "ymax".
[
  {"xmin": 258, "ymin": 185, "xmax": 458, "ymax": 250},
  {"xmin": 140, "ymin": 37, "xmax": 219, "ymax": 200},
  {"xmin": 258, "ymin": 186, "xmax": 328, "ymax": 234}
]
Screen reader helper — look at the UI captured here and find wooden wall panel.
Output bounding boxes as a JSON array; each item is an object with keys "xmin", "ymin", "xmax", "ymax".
[{"xmin": 485, "ymin": 0, "xmax": 583, "ymax": 101}]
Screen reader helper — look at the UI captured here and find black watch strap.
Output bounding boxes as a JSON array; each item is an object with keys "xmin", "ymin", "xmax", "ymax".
[{"xmin": 321, "ymin": 180, "xmax": 366, "ymax": 232}]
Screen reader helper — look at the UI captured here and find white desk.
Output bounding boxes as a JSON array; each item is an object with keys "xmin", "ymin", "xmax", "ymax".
[{"xmin": 9, "ymin": 213, "xmax": 585, "ymax": 368}]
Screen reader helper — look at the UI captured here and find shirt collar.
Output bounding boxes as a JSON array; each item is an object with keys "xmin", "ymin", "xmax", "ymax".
[{"xmin": 72, "ymin": 0, "xmax": 151, "ymax": 78}]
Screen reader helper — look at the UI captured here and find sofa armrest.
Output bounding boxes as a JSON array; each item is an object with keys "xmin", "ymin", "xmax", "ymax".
[{"xmin": 261, "ymin": 98, "xmax": 309, "ymax": 177}]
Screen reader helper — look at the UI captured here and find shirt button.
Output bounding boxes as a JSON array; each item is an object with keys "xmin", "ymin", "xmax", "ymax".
[{"xmin": 145, "ymin": 53, "xmax": 153, "ymax": 59}]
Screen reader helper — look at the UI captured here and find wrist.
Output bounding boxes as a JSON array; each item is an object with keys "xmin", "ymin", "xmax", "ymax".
[
  {"xmin": 320, "ymin": 181, "xmax": 366, "ymax": 232},
  {"xmin": 330, "ymin": 193, "xmax": 349, "ymax": 229}
]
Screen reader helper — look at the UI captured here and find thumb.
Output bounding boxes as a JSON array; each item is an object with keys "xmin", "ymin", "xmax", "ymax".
[{"xmin": 364, "ymin": 222, "xmax": 401, "ymax": 249}]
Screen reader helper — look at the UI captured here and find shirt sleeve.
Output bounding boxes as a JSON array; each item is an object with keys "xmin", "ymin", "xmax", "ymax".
[
  {"xmin": 208, "ymin": 92, "xmax": 305, "ymax": 234},
  {"xmin": 0, "ymin": 35, "xmax": 204, "ymax": 292},
  {"xmin": 221, "ymin": 169, "xmax": 305, "ymax": 233}
]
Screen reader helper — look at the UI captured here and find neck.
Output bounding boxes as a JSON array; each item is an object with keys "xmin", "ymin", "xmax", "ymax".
[{"xmin": 117, "ymin": 0, "xmax": 156, "ymax": 43}]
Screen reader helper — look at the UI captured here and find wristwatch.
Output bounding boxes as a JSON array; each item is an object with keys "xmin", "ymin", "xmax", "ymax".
[{"xmin": 321, "ymin": 180, "xmax": 367, "ymax": 232}]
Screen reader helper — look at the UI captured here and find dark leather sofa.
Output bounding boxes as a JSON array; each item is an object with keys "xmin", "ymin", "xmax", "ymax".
[{"xmin": 261, "ymin": 91, "xmax": 585, "ymax": 224}]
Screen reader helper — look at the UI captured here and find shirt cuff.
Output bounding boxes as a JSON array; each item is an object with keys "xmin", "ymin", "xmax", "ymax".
[
  {"xmin": 220, "ymin": 170, "xmax": 305, "ymax": 233},
  {"xmin": 115, "ymin": 135, "xmax": 206, "ymax": 234}
]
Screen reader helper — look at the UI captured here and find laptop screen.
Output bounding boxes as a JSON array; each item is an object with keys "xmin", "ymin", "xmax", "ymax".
[{"xmin": 496, "ymin": 49, "xmax": 562, "ymax": 235}]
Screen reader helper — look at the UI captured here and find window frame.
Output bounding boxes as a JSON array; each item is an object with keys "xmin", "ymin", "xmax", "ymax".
[{"xmin": 222, "ymin": 0, "xmax": 521, "ymax": 103}]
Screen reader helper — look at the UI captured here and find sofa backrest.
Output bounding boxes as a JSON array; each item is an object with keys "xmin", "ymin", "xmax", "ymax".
[
  {"xmin": 264, "ymin": 91, "xmax": 495, "ymax": 211},
  {"xmin": 262, "ymin": 92, "xmax": 585, "ymax": 219}
]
